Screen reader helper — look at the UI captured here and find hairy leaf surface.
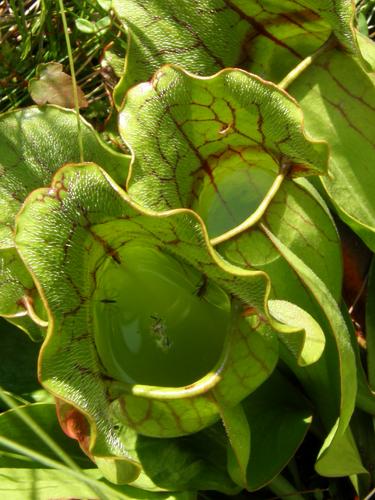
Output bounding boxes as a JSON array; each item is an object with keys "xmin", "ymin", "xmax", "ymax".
[
  {"xmin": 0, "ymin": 106, "xmax": 130, "ymax": 333},
  {"xmin": 113, "ymin": 0, "xmax": 360, "ymax": 106},
  {"xmin": 14, "ymin": 163, "xmax": 284, "ymax": 483}
]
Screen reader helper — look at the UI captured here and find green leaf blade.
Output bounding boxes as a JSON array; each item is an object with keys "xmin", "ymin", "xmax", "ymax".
[
  {"xmin": 120, "ymin": 65, "xmax": 328, "ymax": 226},
  {"xmin": 13, "ymin": 162, "xmax": 280, "ymax": 481},
  {"xmin": 0, "ymin": 105, "xmax": 130, "ymax": 330},
  {"xmin": 260, "ymin": 226, "xmax": 359, "ymax": 477},
  {"xmin": 113, "ymin": 0, "xmax": 360, "ymax": 105},
  {"xmin": 289, "ymin": 41, "xmax": 375, "ymax": 251}
]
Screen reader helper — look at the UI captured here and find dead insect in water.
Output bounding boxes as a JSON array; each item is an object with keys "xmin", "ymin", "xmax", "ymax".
[{"xmin": 149, "ymin": 314, "xmax": 172, "ymax": 352}]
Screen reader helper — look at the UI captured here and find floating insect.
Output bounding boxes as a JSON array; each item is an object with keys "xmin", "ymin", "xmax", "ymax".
[{"xmin": 149, "ymin": 314, "xmax": 172, "ymax": 352}]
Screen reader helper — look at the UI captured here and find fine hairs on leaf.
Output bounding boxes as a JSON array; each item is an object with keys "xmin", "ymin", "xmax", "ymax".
[{"xmin": 1, "ymin": 1, "xmax": 375, "ymax": 499}]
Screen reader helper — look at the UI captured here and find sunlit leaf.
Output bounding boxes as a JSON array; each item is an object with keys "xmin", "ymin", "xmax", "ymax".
[
  {"xmin": 288, "ymin": 38, "xmax": 375, "ymax": 251},
  {"xmin": 0, "ymin": 105, "xmax": 130, "ymax": 335},
  {"xmin": 113, "ymin": 0, "xmax": 361, "ymax": 106},
  {"xmin": 120, "ymin": 65, "xmax": 327, "ymax": 216},
  {"xmin": 119, "ymin": 65, "xmax": 339, "ymax": 364},
  {"xmin": 14, "ymin": 162, "xmax": 284, "ymax": 483}
]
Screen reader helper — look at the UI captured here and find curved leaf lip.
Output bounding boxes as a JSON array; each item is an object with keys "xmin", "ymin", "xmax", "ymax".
[
  {"xmin": 93, "ymin": 167, "xmax": 275, "ymax": 399},
  {"xmin": 54, "ymin": 395, "xmax": 142, "ymax": 480},
  {"xmin": 9, "ymin": 161, "xmax": 266, "ymax": 463},
  {"xmin": 112, "ymin": 368, "xmax": 224, "ymax": 400},
  {"xmin": 0, "ymin": 104, "xmax": 130, "ymax": 329},
  {"xmin": 121, "ymin": 64, "xmax": 329, "ymax": 197},
  {"xmin": 104, "ymin": 166, "xmax": 324, "ymax": 380},
  {"xmin": 10, "ymin": 266, "xmax": 141, "ymax": 476},
  {"xmin": 103, "ymin": 165, "xmax": 272, "ymax": 283},
  {"xmin": 14, "ymin": 162, "xmax": 302, "ymax": 399},
  {"xmin": 267, "ymin": 299, "xmax": 325, "ymax": 366},
  {"xmin": 13, "ymin": 162, "xmax": 324, "ymax": 458},
  {"xmin": 107, "ymin": 307, "xmax": 236, "ymax": 400},
  {"xmin": 304, "ymin": 4, "xmax": 371, "ymax": 70}
]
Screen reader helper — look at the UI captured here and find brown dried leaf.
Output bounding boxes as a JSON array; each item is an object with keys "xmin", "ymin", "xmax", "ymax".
[{"xmin": 29, "ymin": 62, "xmax": 88, "ymax": 109}]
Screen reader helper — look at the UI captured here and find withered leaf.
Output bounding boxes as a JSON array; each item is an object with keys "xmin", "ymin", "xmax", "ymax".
[{"xmin": 29, "ymin": 62, "xmax": 88, "ymax": 109}]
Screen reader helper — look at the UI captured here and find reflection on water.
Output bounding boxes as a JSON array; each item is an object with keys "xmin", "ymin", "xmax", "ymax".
[{"xmin": 93, "ymin": 244, "xmax": 230, "ymax": 387}]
